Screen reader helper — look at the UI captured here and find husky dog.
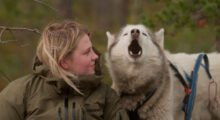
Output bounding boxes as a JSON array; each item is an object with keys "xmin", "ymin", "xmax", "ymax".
[
  {"xmin": 105, "ymin": 25, "xmax": 174, "ymax": 120},
  {"xmin": 158, "ymin": 30, "xmax": 220, "ymax": 120},
  {"xmin": 106, "ymin": 24, "xmax": 220, "ymax": 120}
]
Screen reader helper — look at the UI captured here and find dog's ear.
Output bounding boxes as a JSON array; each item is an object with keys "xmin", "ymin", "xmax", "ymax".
[
  {"xmin": 155, "ymin": 28, "xmax": 164, "ymax": 48},
  {"xmin": 106, "ymin": 31, "xmax": 115, "ymax": 49}
]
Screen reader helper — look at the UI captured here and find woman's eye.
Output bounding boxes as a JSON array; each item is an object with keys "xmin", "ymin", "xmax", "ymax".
[
  {"xmin": 84, "ymin": 49, "xmax": 92, "ymax": 55},
  {"xmin": 85, "ymin": 51, "xmax": 90, "ymax": 55}
]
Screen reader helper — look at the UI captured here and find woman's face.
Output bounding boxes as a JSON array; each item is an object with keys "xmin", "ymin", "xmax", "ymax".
[{"xmin": 61, "ymin": 34, "xmax": 98, "ymax": 76}]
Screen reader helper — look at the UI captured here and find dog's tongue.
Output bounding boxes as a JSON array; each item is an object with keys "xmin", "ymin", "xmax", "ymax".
[{"xmin": 128, "ymin": 40, "xmax": 142, "ymax": 58}]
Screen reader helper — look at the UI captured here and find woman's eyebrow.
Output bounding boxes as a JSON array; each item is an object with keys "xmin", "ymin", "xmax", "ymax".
[{"xmin": 83, "ymin": 46, "xmax": 92, "ymax": 52}]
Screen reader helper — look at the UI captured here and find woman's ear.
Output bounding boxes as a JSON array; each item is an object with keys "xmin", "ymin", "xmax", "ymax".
[{"xmin": 60, "ymin": 58, "xmax": 69, "ymax": 70}]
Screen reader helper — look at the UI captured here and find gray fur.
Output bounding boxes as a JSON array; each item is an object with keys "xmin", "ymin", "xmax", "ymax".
[{"xmin": 106, "ymin": 25, "xmax": 174, "ymax": 120}]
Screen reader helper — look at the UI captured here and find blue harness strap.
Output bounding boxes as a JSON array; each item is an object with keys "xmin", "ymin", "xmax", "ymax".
[
  {"xmin": 184, "ymin": 53, "xmax": 213, "ymax": 120},
  {"xmin": 169, "ymin": 53, "xmax": 215, "ymax": 120}
]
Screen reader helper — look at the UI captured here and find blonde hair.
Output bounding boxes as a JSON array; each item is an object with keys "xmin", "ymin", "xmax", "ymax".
[{"xmin": 36, "ymin": 20, "xmax": 89, "ymax": 94}]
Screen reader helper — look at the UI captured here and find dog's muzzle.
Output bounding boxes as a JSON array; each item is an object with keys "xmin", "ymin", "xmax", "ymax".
[{"xmin": 128, "ymin": 29, "xmax": 142, "ymax": 58}]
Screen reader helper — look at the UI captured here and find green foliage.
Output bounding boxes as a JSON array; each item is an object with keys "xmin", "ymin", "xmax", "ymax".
[
  {"xmin": 141, "ymin": 15, "xmax": 155, "ymax": 28},
  {"xmin": 147, "ymin": 0, "xmax": 220, "ymax": 29},
  {"xmin": 141, "ymin": 0, "xmax": 219, "ymax": 53},
  {"xmin": 0, "ymin": 0, "xmax": 57, "ymax": 85},
  {"xmin": 0, "ymin": 0, "xmax": 57, "ymax": 26}
]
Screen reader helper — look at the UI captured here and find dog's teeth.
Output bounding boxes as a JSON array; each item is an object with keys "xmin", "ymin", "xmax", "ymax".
[{"xmin": 130, "ymin": 51, "xmax": 133, "ymax": 55}]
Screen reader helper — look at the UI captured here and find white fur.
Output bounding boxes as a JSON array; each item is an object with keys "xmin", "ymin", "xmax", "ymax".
[
  {"xmin": 158, "ymin": 29, "xmax": 220, "ymax": 120},
  {"xmin": 106, "ymin": 24, "xmax": 220, "ymax": 120},
  {"xmin": 155, "ymin": 28, "xmax": 164, "ymax": 48},
  {"xmin": 106, "ymin": 25, "xmax": 173, "ymax": 120},
  {"xmin": 106, "ymin": 31, "xmax": 115, "ymax": 49}
]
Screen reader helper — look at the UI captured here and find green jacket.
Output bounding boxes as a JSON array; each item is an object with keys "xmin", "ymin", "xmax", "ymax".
[{"xmin": 0, "ymin": 57, "xmax": 129, "ymax": 120}]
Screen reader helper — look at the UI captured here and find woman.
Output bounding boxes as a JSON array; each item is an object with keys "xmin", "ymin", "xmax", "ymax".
[{"xmin": 0, "ymin": 20, "xmax": 129, "ymax": 120}]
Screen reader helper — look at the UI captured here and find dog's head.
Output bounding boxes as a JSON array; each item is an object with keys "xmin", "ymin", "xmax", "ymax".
[
  {"xmin": 106, "ymin": 24, "xmax": 167, "ymax": 94},
  {"xmin": 106, "ymin": 24, "xmax": 164, "ymax": 63}
]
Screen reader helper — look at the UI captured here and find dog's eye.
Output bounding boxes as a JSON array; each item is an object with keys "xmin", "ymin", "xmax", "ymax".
[
  {"xmin": 142, "ymin": 33, "xmax": 148, "ymax": 36},
  {"xmin": 123, "ymin": 33, "xmax": 128, "ymax": 36}
]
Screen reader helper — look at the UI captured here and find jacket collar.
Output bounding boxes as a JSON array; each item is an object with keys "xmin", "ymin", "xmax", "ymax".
[{"xmin": 41, "ymin": 74, "xmax": 103, "ymax": 96}]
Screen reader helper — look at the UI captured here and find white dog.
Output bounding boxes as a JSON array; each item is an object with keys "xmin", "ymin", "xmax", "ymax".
[
  {"xmin": 106, "ymin": 25, "xmax": 173, "ymax": 120},
  {"xmin": 159, "ymin": 29, "xmax": 220, "ymax": 120},
  {"xmin": 106, "ymin": 24, "xmax": 220, "ymax": 120}
]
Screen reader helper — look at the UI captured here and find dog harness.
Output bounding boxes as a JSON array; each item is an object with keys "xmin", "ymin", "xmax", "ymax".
[{"xmin": 170, "ymin": 53, "xmax": 217, "ymax": 120}]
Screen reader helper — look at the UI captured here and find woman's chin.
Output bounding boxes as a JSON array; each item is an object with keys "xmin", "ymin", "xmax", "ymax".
[{"xmin": 83, "ymin": 70, "xmax": 95, "ymax": 76}]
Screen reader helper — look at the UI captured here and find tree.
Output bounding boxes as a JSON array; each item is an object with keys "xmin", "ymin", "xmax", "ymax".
[{"xmin": 142, "ymin": 0, "xmax": 220, "ymax": 51}]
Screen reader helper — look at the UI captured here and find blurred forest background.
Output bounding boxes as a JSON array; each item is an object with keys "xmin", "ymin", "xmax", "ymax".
[{"xmin": 0, "ymin": 0, "xmax": 219, "ymax": 91}]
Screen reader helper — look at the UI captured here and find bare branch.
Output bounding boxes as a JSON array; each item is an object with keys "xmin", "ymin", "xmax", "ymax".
[
  {"xmin": 0, "ymin": 26, "xmax": 41, "ymax": 34},
  {"xmin": 0, "ymin": 27, "xmax": 7, "ymax": 43},
  {"xmin": 34, "ymin": 0, "xmax": 58, "ymax": 12},
  {"xmin": 8, "ymin": 29, "xmax": 17, "ymax": 41},
  {"xmin": 0, "ymin": 70, "xmax": 11, "ymax": 82},
  {"xmin": 0, "ymin": 26, "xmax": 41, "ymax": 44},
  {"xmin": 20, "ymin": 43, "xmax": 30, "ymax": 47}
]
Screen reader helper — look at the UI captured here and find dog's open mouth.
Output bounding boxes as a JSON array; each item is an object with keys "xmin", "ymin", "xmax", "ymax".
[{"xmin": 128, "ymin": 39, "xmax": 142, "ymax": 58}]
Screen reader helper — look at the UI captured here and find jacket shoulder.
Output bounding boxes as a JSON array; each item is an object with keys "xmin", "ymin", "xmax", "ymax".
[
  {"xmin": 0, "ymin": 74, "xmax": 41, "ymax": 120},
  {"xmin": 93, "ymin": 83, "xmax": 118, "ymax": 97},
  {"xmin": 99, "ymin": 83, "xmax": 118, "ymax": 98},
  {"xmin": 0, "ymin": 74, "xmax": 42, "ymax": 102},
  {"xmin": 95, "ymin": 83, "xmax": 129, "ymax": 120}
]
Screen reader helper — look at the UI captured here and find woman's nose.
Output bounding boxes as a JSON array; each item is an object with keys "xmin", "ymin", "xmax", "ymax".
[{"xmin": 92, "ymin": 50, "xmax": 98, "ymax": 60}]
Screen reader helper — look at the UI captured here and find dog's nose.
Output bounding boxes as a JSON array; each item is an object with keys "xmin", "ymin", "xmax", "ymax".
[{"xmin": 131, "ymin": 29, "xmax": 140, "ymax": 39}]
